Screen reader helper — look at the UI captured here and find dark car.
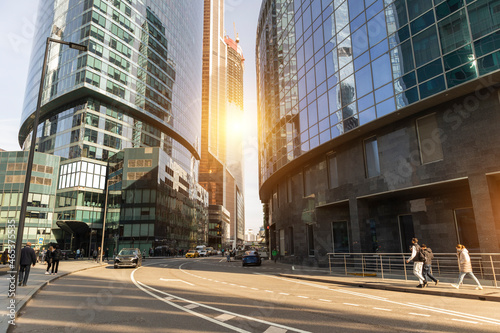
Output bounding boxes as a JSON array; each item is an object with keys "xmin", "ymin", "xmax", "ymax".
[
  {"xmin": 114, "ymin": 248, "xmax": 142, "ymax": 268},
  {"xmin": 242, "ymin": 251, "xmax": 261, "ymax": 266},
  {"xmin": 61, "ymin": 250, "xmax": 75, "ymax": 260}
]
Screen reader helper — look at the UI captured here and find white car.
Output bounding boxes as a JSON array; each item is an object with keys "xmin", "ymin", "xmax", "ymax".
[{"xmin": 199, "ymin": 250, "xmax": 208, "ymax": 257}]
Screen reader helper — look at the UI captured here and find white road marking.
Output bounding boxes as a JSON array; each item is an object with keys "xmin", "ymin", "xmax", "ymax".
[
  {"xmin": 251, "ymin": 288, "xmax": 259, "ymax": 290},
  {"xmin": 185, "ymin": 304, "xmax": 199, "ymax": 309},
  {"xmin": 319, "ymin": 299, "xmax": 332, "ymax": 302},
  {"xmin": 297, "ymin": 296, "xmax": 309, "ymax": 299},
  {"xmin": 265, "ymin": 290, "xmax": 274, "ymax": 293},
  {"xmin": 373, "ymin": 307, "xmax": 391, "ymax": 312},
  {"xmin": 132, "ymin": 275, "xmax": 312, "ymax": 332},
  {"xmin": 263, "ymin": 274, "xmax": 500, "ymax": 326},
  {"xmin": 279, "ymin": 293, "xmax": 289, "ymax": 295},
  {"xmin": 160, "ymin": 278, "xmax": 194, "ymax": 286},
  {"xmin": 452, "ymin": 319, "xmax": 479, "ymax": 324},
  {"xmin": 343, "ymin": 303, "xmax": 359, "ymax": 307},
  {"xmin": 215, "ymin": 314, "xmax": 236, "ymax": 322},
  {"xmin": 164, "ymin": 296, "xmax": 174, "ymax": 301},
  {"xmin": 409, "ymin": 313, "xmax": 430, "ymax": 317},
  {"xmin": 239, "ymin": 285, "xmax": 247, "ymax": 288},
  {"xmin": 264, "ymin": 326, "xmax": 287, "ymax": 333}
]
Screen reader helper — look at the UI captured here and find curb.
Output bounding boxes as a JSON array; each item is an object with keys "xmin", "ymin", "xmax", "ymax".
[
  {"xmin": 5, "ymin": 264, "xmax": 104, "ymax": 333},
  {"xmin": 278, "ymin": 274, "xmax": 500, "ymax": 303}
]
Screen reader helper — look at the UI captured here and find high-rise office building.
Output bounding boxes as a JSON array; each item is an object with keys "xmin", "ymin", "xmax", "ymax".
[
  {"xmin": 6, "ymin": 0, "xmax": 208, "ymax": 253},
  {"xmin": 256, "ymin": 0, "xmax": 500, "ymax": 263},
  {"xmin": 200, "ymin": 0, "xmax": 245, "ymax": 249}
]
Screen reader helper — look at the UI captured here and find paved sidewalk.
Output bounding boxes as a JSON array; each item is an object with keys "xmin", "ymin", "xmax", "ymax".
[
  {"xmin": 0, "ymin": 259, "xmax": 102, "ymax": 332},
  {"xmin": 273, "ymin": 262, "xmax": 500, "ymax": 302}
]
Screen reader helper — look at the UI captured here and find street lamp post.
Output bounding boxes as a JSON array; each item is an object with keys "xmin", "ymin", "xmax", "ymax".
[{"xmin": 12, "ymin": 37, "xmax": 86, "ymax": 300}]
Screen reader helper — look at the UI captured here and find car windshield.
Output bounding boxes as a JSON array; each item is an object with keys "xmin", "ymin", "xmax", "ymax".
[
  {"xmin": 188, "ymin": 250, "xmax": 196, "ymax": 253},
  {"xmin": 119, "ymin": 249, "xmax": 136, "ymax": 256},
  {"xmin": 245, "ymin": 251, "xmax": 257, "ymax": 255}
]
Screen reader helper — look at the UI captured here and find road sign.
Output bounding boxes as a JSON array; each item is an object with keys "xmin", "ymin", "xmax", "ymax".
[{"xmin": 38, "ymin": 237, "xmax": 44, "ymax": 245}]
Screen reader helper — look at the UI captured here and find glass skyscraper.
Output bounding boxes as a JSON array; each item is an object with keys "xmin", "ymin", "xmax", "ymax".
[
  {"xmin": 9, "ymin": 0, "xmax": 208, "ymax": 253},
  {"xmin": 257, "ymin": 0, "xmax": 500, "ymax": 262}
]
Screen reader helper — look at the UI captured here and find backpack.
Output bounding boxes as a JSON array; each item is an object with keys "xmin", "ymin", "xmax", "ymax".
[
  {"xmin": 414, "ymin": 244, "xmax": 426, "ymax": 262},
  {"xmin": 54, "ymin": 249, "xmax": 63, "ymax": 261}
]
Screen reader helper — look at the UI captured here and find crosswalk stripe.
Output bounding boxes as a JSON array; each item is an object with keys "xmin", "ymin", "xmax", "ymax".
[
  {"xmin": 215, "ymin": 314, "xmax": 236, "ymax": 322},
  {"xmin": 185, "ymin": 304, "xmax": 199, "ymax": 309},
  {"xmin": 263, "ymin": 326, "xmax": 287, "ymax": 333}
]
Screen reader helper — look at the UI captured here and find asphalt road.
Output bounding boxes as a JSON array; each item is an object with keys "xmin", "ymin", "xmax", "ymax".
[{"xmin": 12, "ymin": 257, "xmax": 500, "ymax": 332}]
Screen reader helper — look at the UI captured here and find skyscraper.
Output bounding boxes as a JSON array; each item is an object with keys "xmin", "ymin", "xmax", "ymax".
[
  {"xmin": 8, "ymin": 0, "xmax": 208, "ymax": 252},
  {"xmin": 256, "ymin": 0, "xmax": 500, "ymax": 263},
  {"xmin": 200, "ymin": 0, "xmax": 245, "ymax": 249}
]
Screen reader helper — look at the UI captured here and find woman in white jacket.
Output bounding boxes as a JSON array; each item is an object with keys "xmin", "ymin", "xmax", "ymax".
[{"xmin": 451, "ymin": 244, "xmax": 483, "ymax": 290}]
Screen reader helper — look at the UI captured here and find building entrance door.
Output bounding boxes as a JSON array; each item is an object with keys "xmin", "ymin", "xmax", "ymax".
[{"xmin": 398, "ymin": 215, "xmax": 414, "ymax": 253}]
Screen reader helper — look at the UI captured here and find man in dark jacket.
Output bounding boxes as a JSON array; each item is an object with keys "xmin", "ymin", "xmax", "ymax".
[
  {"xmin": 19, "ymin": 242, "xmax": 37, "ymax": 286},
  {"xmin": 421, "ymin": 244, "xmax": 439, "ymax": 285}
]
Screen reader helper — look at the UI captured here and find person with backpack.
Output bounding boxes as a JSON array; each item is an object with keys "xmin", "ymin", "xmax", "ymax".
[
  {"xmin": 45, "ymin": 245, "xmax": 54, "ymax": 274},
  {"xmin": 406, "ymin": 237, "xmax": 427, "ymax": 288},
  {"xmin": 51, "ymin": 245, "xmax": 62, "ymax": 275},
  {"xmin": 421, "ymin": 244, "xmax": 438, "ymax": 286}
]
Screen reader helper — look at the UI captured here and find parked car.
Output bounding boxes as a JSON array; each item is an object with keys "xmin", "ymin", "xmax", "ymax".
[
  {"xmin": 242, "ymin": 251, "xmax": 261, "ymax": 266},
  {"xmin": 205, "ymin": 247, "xmax": 216, "ymax": 256},
  {"xmin": 114, "ymin": 248, "xmax": 142, "ymax": 268},
  {"xmin": 198, "ymin": 250, "xmax": 208, "ymax": 257},
  {"xmin": 61, "ymin": 250, "xmax": 75, "ymax": 260},
  {"xmin": 185, "ymin": 250, "xmax": 200, "ymax": 258}
]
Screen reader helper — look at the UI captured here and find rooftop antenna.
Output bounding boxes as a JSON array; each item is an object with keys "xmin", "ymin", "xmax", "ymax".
[{"xmin": 233, "ymin": 22, "xmax": 239, "ymax": 43}]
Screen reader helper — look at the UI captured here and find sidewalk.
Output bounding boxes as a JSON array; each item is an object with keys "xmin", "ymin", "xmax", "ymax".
[
  {"xmin": 0, "ymin": 259, "xmax": 102, "ymax": 332},
  {"xmin": 273, "ymin": 262, "xmax": 500, "ymax": 302}
]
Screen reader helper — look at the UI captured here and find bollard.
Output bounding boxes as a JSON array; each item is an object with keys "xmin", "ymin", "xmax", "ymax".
[{"xmin": 490, "ymin": 255, "xmax": 498, "ymax": 288}]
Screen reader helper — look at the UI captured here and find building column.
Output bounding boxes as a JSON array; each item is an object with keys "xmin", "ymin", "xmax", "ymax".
[
  {"xmin": 349, "ymin": 197, "xmax": 370, "ymax": 253},
  {"xmin": 468, "ymin": 173, "xmax": 500, "ymax": 252}
]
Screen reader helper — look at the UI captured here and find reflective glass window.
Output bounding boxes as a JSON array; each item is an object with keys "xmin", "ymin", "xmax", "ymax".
[
  {"xmin": 359, "ymin": 106, "xmax": 377, "ymax": 124},
  {"xmin": 468, "ymin": 0, "xmax": 500, "ymax": 39},
  {"xmin": 372, "ymin": 54, "xmax": 392, "ymax": 88},
  {"xmin": 411, "ymin": 10, "xmax": 435, "ymax": 35},
  {"xmin": 352, "ymin": 25, "xmax": 369, "ymax": 58},
  {"xmin": 328, "ymin": 84, "xmax": 341, "ymax": 112},
  {"xmin": 474, "ymin": 31, "xmax": 500, "ymax": 57},
  {"xmin": 308, "ymin": 102, "xmax": 319, "ymax": 125},
  {"xmin": 368, "ymin": 12, "xmax": 388, "ymax": 46},
  {"xmin": 407, "ymin": 0, "xmax": 433, "ymax": 21},
  {"xmin": 435, "ymin": 0, "xmax": 464, "ymax": 20},
  {"xmin": 324, "ymin": 16, "xmax": 335, "ymax": 43},
  {"xmin": 366, "ymin": 0, "xmax": 384, "ymax": 20},
  {"xmin": 317, "ymin": 92, "xmax": 329, "ymax": 120},
  {"xmin": 351, "ymin": 10, "xmax": 367, "ymax": 32},
  {"xmin": 371, "ymin": 38, "xmax": 389, "ymax": 59},
  {"xmin": 315, "ymin": 58, "xmax": 327, "ymax": 84},
  {"xmin": 355, "ymin": 65, "xmax": 374, "ymax": 97},
  {"xmin": 354, "ymin": 51, "xmax": 371, "ymax": 70},
  {"xmin": 375, "ymin": 83, "xmax": 394, "ymax": 103},
  {"xmin": 396, "ymin": 86, "xmax": 419, "ymax": 108},
  {"xmin": 393, "ymin": 0, "xmax": 409, "ymax": 27},
  {"xmin": 314, "ymin": 27, "xmax": 324, "ymax": 53},
  {"xmin": 418, "ymin": 75, "xmax": 446, "ymax": 98},
  {"xmin": 336, "ymin": 2, "xmax": 350, "ymax": 34},
  {"xmin": 358, "ymin": 92, "xmax": 375, "ymax": 110},
  {"xmin": 412, "ymin": 25, "xmax": 440, "ymax": 67},
  {"xmin": 340, "ymin": 75, "xmax": 356, "ymax": 106},
  {"xmin": 438, "ymin": 9, "xmax": 470, "ymax": 54},
  {"xmin": 376, "ymin": 98, "xmax": 396, "ymax": 116},
  {"xmin": 349, "ymin": 0, "xmax": 365, "ymax": 20},
  {"xmin": 364, "ymin": 136, "xmax": 380, "ymax": 178},
  {"xmin": 478, "ymin": 50, "xmax": 500, "ymax": 74},
  {"xmin": 443, "ymin": 44, "xmax": 474, "ymax": 70},
  {"xmin": 446, "ymin": 61, "xmax": 477, "ymax": 87},
  {"xmin": 417, "ymin": 58, "xmax": 444, "ymax": 82}
]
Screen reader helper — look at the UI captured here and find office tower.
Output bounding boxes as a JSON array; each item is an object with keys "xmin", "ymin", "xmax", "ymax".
[
  {"xmin": 200, "ymin": 0, "xmax": 245, "ymax": 249},
  {"xmin": 8, "ymin": 0, "xmax": 208, "ymax": 252},
  {"xmin": 256, "ymin": 0, "xmax": 500, "ymax": 262}
]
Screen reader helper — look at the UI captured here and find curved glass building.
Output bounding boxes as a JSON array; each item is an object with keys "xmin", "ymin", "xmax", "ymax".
[
  {"xmin": 16, "ymin": 0, "xmax": 208, "ymax": 252},
  {"xmin": 257, "ymin": 0, "xmax": 500, "ymax": 261}
]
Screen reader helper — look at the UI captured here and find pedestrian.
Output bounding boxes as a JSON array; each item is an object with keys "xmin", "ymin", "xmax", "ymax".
[
  {"xmin": 52, "ymin": 245, "xmax": 62, "ymax": 275},
  {"xmin": 272, "ymin": 248, "xmax": 278, "ymax": 263},
  {"xmin": 406, "ymin": 237, "xmax": 427, "ymax": 288},
  {"xmin": 38, "ymin": 247, "xmax": 45, "ymax": 263},
  {"xmin": 45, "ymin": 246, "xmax": 54, "ymax": 274},
  {"xmin": 142, "ymin": 249, "xmax": 146, "ymax": 261},
  {"xmin": 1, "ymin": 248, "xmax": 9, "ymax": 264},
  {"xmin": 226, "ymin": 250, "xmax": 231, "ymax": 262},
  {"xmin": 221, "ymin": 248, "xmax": 225, "ymax": 257},
  {"xmin": 451, "ymin": 244, "xmax": 483, "ymax": 290},
  {"xmin": 81, "ymin": 247, "xmax": 85, "ymax": 259},
  {"xmin": 76, "ymin": 248, "xmax": 80, "ymax": 260},
  {"xmin": 19, "ymin": 242, "xmax": 37, "ymax": 286},
  {"xmin": 421, "ymin": 244, "xmax": 439, "ymax": 286},
  {"xmin": 104, "ymin": 248, "xmax": 109, "ymax": 261},
  {"xmin": 92, "ymin": 248, "xmax": 97, "ymax": 262},
  {"xmin": 149, "ymin": 247, "xmax": 154, "ymax": 257}
]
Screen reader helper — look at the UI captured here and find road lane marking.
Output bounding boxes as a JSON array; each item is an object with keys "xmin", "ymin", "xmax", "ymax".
[
  {"xmin": 343, "ymin": 303, "xmax": 359, "ymax": 307},
  {"xmin": 185, "ymin": 304, "xmax": 199, "ymax": 309},
  {"xmin": 373, "ymin": 308, "xmax": 391, "ymax": 312},
  {"xmin": 164, "ymin": 296, "xmax": 174, "ymax": 301},
  {"xmin": 279, "ymin": 293, "xmax": 289, "ymax": 295},
  {"xmin": 215, "ymin": 314, "xmax": 236, "ymax": 322},
  {"xmin": 160, "ymin": 278, "xmax": 194, "ymax": 286},
  {"xmin": 251, "ymin": 288, "xmax": 259, "ymax": 290},
  {"xmin": 265, "ymin": 290, "xmax": 274, "ymax": 293},
  {"xmin": 264, "ymin": 327, "xmax": 287, "ymax": 333},
  {"xmin": 452, "ymin": 319, "xmax": 479, "ymax": 324},
  {"xmin": 297, "ymin": 296, "xmax": 309, "ymax": 299},
  {"xmin": 409, "ymin": 313, "xmax": 430, "ymax": 317},
  {"xmin": 319, "ymin": 299, "xmax": 332, "ymax": 302},
  {"xmin": 264, "ymin": 274, "xmax": 500, "ymax": 326},
  {"xmin": 239, "ymin": 285, "xmax": 247, "ymax": 288},
  {"xmin": 132, "ymin": 280, "xmax": 312, "ymax": 333}
]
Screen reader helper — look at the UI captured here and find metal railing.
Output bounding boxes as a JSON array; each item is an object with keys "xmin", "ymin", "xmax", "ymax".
[{"xmin": 327, "ymin": 252, "xmax": 500, "ymax": 288}]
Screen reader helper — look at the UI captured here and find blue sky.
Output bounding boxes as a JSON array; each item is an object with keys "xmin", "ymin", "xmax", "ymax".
[{"xmin": 0, "ymin": 1, "xmax": 264, "ymax": 232}]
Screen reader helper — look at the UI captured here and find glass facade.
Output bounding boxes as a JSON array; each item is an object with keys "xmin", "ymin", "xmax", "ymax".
[{"xmin": 256, "ymin": 0, "xmax": 500, "ymax": 184}]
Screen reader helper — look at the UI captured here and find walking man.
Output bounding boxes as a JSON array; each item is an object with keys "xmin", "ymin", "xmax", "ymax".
[
  {"xmin": 19, "ymin": 242, "xmax": 37, "ymax": 286},
  {"xmin": 406, "ymin": 238, "xmax": 427, "ymax": 288},
  {"xmin": 51, "ymin": 245, "xmax": 62, "ymax": 275},
  {"xmin": 421, "ymin": 244, "xmax": 439, "ymax": 286}
]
